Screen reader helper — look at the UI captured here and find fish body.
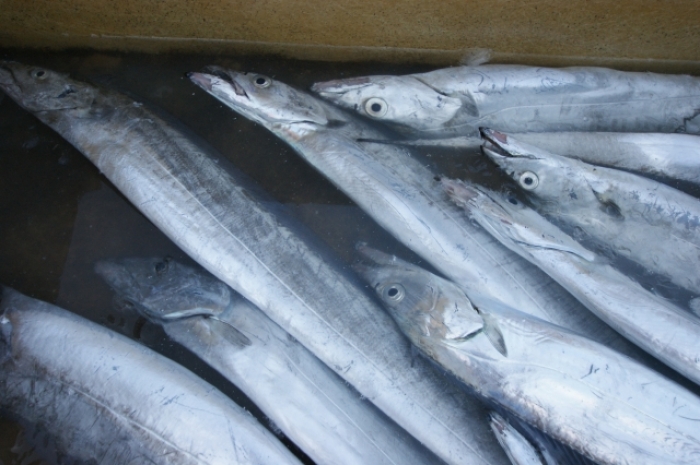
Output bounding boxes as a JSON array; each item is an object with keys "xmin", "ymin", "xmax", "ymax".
[
  {"xmin": 482, "ymin": 129, "xmax": 700, "ymax": 296},
  {"xmin": 508, "ymin": 131, "xmax": 700, "ymax": 187},
  {"xmin": 445, "ymin": 179, "xmax": 700, "ymax": 386},
  {"xmin": 311, "ymin": 65, "xmax": 700, "ymax": 140},
  {"xmin": 355, "ymin": 247, "xmax": 700, "ymax": 465},
  {"xmin": 189, "ymin": 68, "xmax": 651, "ymax": 359},
  {"xmin": 0, "ymin": 62, "xmax": 501, "ymax": 465},
  {"xmin": 0, "ymin": 287, "xmax": 302, "ymax": 465},
  {"xmin": 96, "ymin": 257, "xmax": 441, "ymax": 465}
]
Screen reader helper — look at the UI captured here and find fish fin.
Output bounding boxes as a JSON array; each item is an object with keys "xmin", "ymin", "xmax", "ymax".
[
  {"xmin": 459, "ymin": 48, "xmax": 492, "ymax": 66},
  {"xmin": 480, "ymin": 311, "xmax": 508, "ymax": 357},
  {"xmin": 357, "ymin": 135, "xmax": 482, "ymax": 149},
  {"xmin": 208, "ymin": 318, "xmax": 252, "ymax": 348},
  {"xmin": 458, "ymin": 92, "xmax": 480, "ymax": 117}
]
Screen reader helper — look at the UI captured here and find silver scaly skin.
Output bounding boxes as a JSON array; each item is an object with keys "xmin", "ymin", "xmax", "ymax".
[
  {"xmin": 353, "ymin": 246, "xmax": 700, "ymax": 465},
  {"xmin": 188, "ymin": 67, "xmax": 653, "ymax": 361},
  {"xmin": 506, "ymin": 131, "xmax": 700, "ymax": 188},
  {"xmin": 0, "ymin": 61, "xmax": 499, "ymax": 465},
  {"xmin": 96, "ymin": 257, "xmax": 441, "ymax": 465},
  {"xmin": 0, "ymin": 287, "xmax": 302, "ymax": 465},
  {"xmin": 482, "ymin": 128, "xmax": 700, "ymax": 297},
  {"xmin": 311, "ymin": 65, "xmax": 700, "ymax": 142},
  {"xmin": 444, "ymin": 179, "xmax": 700, "ymax": 387}
]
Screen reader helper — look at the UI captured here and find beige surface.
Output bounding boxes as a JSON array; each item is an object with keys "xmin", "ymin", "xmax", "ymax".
[{"xmin": 1, "ymin": 0, "xmax": 700, "ymax": 70}]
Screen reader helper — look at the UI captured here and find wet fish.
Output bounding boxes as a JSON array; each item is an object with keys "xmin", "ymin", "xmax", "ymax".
[
  {"xmin": 96, "ymin": 256, "xmax": 441, "ymax": 465},
  {"xmin": 444, "ymin": 178, "xmax": 700, "ymax": 386},
  {"xmin": 0, "ymin": 61, "xmax": 503, "ymax": 465},
  {"xmin": 506, "ymin": 131, "xmax": 700, "ymax": 188},
  {"xmin": 311, "ymin": 65, "xmax": 700, "ymax": 143},
  {"xmin": 0, "ymin": 286, "xmax": 302, "ymax": 465},
  {"xmin": 354, "ymin": 245, "xmax": 700, "ymax": 465},
  {"xmin": 482, "ymin": 128, "xmax": 700, "ymax": 297},
  {"xmin": 188, "ymin": 67, "xmax": 650, "ymax": 359},
  {"xmin": 489, "ymin": 413, "xmax": 552, "ymax": 465}
]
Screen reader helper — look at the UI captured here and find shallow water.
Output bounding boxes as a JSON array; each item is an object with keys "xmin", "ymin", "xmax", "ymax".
[{"xmin": 1, "ymin": 49, "xmax": 700, "ymax": 464}]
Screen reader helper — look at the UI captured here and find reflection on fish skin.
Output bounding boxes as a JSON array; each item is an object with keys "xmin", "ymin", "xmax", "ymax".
[
  {"xmin": 354, "ymin": 246, "xmax": 700, "ymax": 465},
  {"xmin": 0, "ymin": 61, "xmax": 502, "ymax": 465},
  {"xmin": 311, "ymin": 65, "xmax": 700, "ymax": 140},
  {"xmin": 0, "ymin": 286, "xmax": 303, "ymax": 465},
  {"xmin": 188, "ymin": 67, "xmax": 653, "ymax": 369},
  {"xmin": 96, "ymin": 257, "xmax": 443, "ymax": 465},
  {"xmin": 444, "ymin": 178, "xmax": 700, "ymax": 387},
  {"xmin": 482, "ymin": 128, "xmax": 700, "ymax": 297}
]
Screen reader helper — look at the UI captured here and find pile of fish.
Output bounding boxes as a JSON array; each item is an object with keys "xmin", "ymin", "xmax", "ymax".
[{"xmin": 2, "ymin": 58, "xmax": 700, "ymax": 465}]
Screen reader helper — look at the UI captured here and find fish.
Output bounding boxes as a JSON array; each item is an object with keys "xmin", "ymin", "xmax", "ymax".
[
  {"xmin": 502, "ymin": 131, "xmax": 700, "ymax": 188},
  {"xmin": 0, "ymin": 61, "xmax": 504, "ymax": 465},
  {"xmin": 489, "ymin": 413, "xmax": 553, "ymax": 465},
  {"xmin": 354, "ymin": 245, "xmax": 700, "ymax": 465},
  {"xmin": 444, "ymin": 178, "xmax": 700, "ymax": 386},
  {"xmin": 311, "ymin": 65, "xmax": 700, "ymax": 143},
  {"xmin": 0, "ymin": 286, "xmax": 302, "ymax": 465},
  {"xmin": 188, "ymin": 67, "xmax": 652, "ymax": 359},
  {"xmin": 481, "ymin": 128, "xmax": 700, "ymax": 297},
  {"xmin": 96, "ymin": 256, "xmax": 441, "ymax": 465}
]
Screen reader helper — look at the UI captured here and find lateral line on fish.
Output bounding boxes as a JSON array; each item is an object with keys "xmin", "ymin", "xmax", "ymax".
[
  {"xmin": 279, "ymin": 350, "xmax": 400, "ymax": 465},
  {"xmin": 147, "ymin": 149, "xmax": 487, "ymax": 461},
  {"xmin": 444, "ymin": 96, "xmax": 700, "ymax": 132},
  {"xmin": 27, "ymin": 375, "xmax": 209, "ymax": 464}
]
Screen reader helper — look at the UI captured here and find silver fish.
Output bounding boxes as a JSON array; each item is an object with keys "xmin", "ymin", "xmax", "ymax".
[
  {"xmin": 0, "ymin": 287, "xmax": 302, "ymax": 465},
  {"xmin": 444, "ymin": 178, "xmax": 700, "ymax": 386},
  {"xmin": 0, "ymin": 61, "xmax": 500, "ymax": 465},
  {"xmin": 505, "ymin": 131, "xmax": 700, "ymax": 188},
  {"xmin": 96, "ymin": 257, "xmax": 441, "ymax": 465},
  {"xmin": 188, "ymin": 68, "xmax": 650, "ymax": 358},
  {"xmin": 311, "ymin": 65, "xmax": 700, "ymax": 142},
  {"xmin": 482, "ymin": 128, "xmax": 700, "ymax": 297},
  {"xmin": 354, "ymin": 246, "xmax": 700, "ymax": 465},
  {"xmin": 489, "ymin": 413, "xmax": 552, "ymax": 465}
]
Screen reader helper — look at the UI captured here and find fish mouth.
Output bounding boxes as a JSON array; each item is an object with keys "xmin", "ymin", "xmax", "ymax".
[
  {"xmin": 0, "ymin": 61, "xmax": 21, "ymax": 101},
  {"xmin": 311, "ymin": 76, "xmax": 371, "ymax": 96},
  {"xmin": 480, "ymin": 128, "xmax": 539, "ymax": 161},
  {"xmin": 188, "ymin": 68, "xmax": 248, "ymax": 99}
]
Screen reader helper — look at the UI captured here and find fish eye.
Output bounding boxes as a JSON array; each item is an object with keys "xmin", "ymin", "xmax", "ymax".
[
  {"xmin": 382, "ymin": 283, "xmax": 405, "ymax": 302},
  {"xmin": 32, "ymin": 69, "xmax": 48, "ymax": 80},
  {"xmin": 364, "ymin": 97, "xmax": 388, "ymax": 118},
  {"xmin": 518, "ymin": 171, "xmax": 539, "ymax": 190},
  {"xmin": 253, "ymin": 76, "xmax": 271, "ymax": 88},
  {"xmin": 154, "ymin": 260, "xmax": 168, "ymax": 274}
]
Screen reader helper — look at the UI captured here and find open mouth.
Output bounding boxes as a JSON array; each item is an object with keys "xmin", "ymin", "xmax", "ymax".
[{"xmin": 203, "ymin": 66, "xmax": 248, "ymax": 97}]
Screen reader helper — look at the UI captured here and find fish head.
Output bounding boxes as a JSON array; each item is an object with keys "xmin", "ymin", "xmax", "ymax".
[
  {"xmin": 311, "ymin": 74, "xmax": 463, "ymax": 135},
  {"xmin": 481, "ymin": 128, "xmax": 589, "ymax": 204},
  {"xmin": 95, "ymin": 257, "xmax": 231, "ymax": 321},
  {"xmin": 189, "ymin": 67, "xmax": 343, "ymax": 134},
  {"xmin": 0, "ymin": 61, "xmax": 95, "ymax": 113},
  {"xmin": 354, "ymin": 244, "xmax": 484, "ymax": 348},
  {"xmin": 443, "ymin": 178, "xmax": 596, "ymax": 261}
]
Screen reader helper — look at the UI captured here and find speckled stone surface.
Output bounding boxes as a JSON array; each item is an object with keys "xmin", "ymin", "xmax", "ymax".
[{"xmin": 0, "ymin": 0, "xmax": 699, "ymax": 70}]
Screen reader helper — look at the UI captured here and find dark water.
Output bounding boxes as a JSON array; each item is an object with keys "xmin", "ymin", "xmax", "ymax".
[{"xmin": 1, "ymin": 49, "xmax": 699, "ymax": 464}]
